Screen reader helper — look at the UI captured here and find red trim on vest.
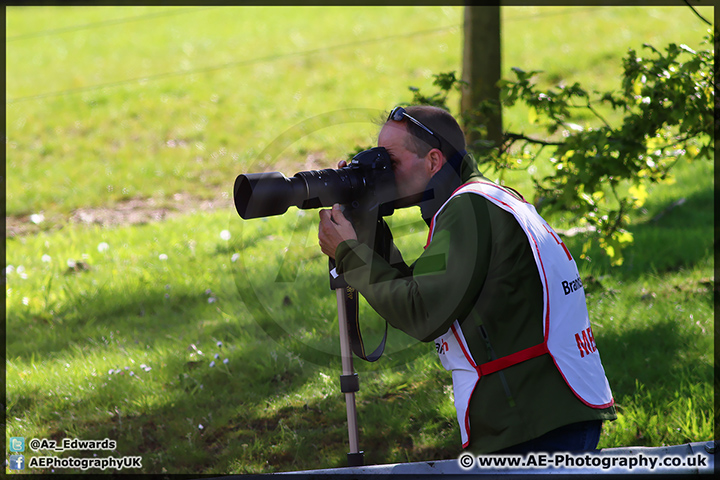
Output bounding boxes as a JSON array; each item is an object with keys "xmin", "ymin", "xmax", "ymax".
[
  {"xmin": 429, "ymin": 182, "xmax": 555, "ymax": 371},
  {"xmin": 468, "ymin": 188, "xmax": 553, "ymax": 341},
  {"xmin": 424, "ymin": 220, "xmax": 434, "ymax": 250},
  {"xmin": 425, "ymin": 181, "xmax": 490, "ymax": 249},
  {"xmin": 478, "ymin": 342, "xmax": 549, "ymax": 376},
  {"xmin": 451, "ymin": 323, "xmax": 479, "ymax": 447},
  {"xmin": 543, "ymin": 223, "xmax": 573, "ymax": 261},
  {"xmin": 548, "ymin": 353, "xmax": 616, "ymax": 409},
  {"xmin": 451, "ymin": 323, "xmax": 477, "ymax": 368},
  {"xmin": 432, "ymin": 181, "xmax": 613, "ymax": 414},
  {"xmin": 524, "ymin": 222, "xmax": 552, "ymax": 340}
]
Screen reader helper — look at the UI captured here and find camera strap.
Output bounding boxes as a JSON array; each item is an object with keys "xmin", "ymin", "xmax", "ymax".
[{"xmin": 330, "ymin": 259, "xmax": 388, "ymax": 362}]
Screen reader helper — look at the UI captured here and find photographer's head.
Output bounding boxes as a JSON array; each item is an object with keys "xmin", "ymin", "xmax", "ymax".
[{"xmin": 380, "ymin": 105, "xmax": 466, "ymax": 208}]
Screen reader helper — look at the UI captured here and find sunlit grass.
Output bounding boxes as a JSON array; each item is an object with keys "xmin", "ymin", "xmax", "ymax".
[
  {"xmin": 5, "ymin": 4, "xmax": 714, "ymax": 475},
  {"xmin": 6, "ymin": 6, "xmax": 712, "ymax": 216},
  {"xmin": 6, "ymin": 159, "xmax": 713, "ymax": 473}
]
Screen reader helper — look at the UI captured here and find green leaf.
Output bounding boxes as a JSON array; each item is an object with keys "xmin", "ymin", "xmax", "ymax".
[{"xmin": 528, "ymin": 106, "xmax": 538, "ymax": 125}]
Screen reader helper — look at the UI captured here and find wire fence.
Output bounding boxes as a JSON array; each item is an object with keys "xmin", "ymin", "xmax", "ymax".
[
  {"xmin": 5, "ymin": 7, "xmax": 611, "ymax": 105},
  {"xmin": 5, "ymin": 6, "xmax": 215, "ymax": 42}
]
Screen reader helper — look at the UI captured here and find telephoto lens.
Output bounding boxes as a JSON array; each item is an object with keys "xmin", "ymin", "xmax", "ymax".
[{"xmin": 233, "ymin": 147, "xmax": 396, "ymax": 220}]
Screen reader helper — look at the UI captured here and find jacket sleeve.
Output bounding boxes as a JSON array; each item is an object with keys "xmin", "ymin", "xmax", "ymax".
[{"xmin": 335, "ymin": 193, "xmax": 493, "ymax": 342}]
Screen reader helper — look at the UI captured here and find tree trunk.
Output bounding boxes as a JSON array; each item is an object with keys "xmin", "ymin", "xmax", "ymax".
[{"xmin": 461, "ymin": 5, "xmax": 503, "ymax": 150}]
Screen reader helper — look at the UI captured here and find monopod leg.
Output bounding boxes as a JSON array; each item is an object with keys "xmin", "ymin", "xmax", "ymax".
[{"xmin": 336, "ymin": 287, "xmax": 365, "ymax": 467}]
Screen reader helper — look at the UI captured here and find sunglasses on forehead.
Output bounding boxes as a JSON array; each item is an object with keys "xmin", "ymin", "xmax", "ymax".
[{"xmin": 387, "ymin": 106, "xmax": 442, "ymax": 150}]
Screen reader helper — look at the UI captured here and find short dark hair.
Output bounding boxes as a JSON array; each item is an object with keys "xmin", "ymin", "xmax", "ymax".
[{"xmin": 389, "ymin": 105, "xmax": 466, "ymax": 160}]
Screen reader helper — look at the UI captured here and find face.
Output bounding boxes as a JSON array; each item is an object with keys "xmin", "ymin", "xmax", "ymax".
[{"xmin": 378, "ymin": 122, "xmax": 442, "ymax": 208}]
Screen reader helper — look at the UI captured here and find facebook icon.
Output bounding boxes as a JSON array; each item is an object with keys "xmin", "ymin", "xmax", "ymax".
[{"xmin": 9, "ymin": 455, "xmax": 25, "ymax": 470}]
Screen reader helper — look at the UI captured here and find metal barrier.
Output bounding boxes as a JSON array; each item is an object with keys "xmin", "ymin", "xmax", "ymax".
[{"xmin": 277, "ymin": 441, "xmax": 716, "ymax": 476}]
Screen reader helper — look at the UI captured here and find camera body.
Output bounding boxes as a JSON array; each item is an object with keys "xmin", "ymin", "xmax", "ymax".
[{"xmin": 234, "ymin": 147, "xmax": 396, "ymax": 220}]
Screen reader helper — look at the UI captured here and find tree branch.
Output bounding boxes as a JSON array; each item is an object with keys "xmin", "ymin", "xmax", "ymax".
[
  {"xmin": 503, "ymin": 132, "xmax": 562, "ymax": 147},
  {"xmin": 684, "ymin": 0, "xmax": 712, "ymax": 26},
  {"xmin": 583, "ymin": 101, "xmax": 612, "ymax": 130}
]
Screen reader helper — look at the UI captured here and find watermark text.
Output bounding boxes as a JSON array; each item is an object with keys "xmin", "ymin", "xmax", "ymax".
[{"xmin": 458, "ymin": 451, "xmax": 710, "ymax": 472}]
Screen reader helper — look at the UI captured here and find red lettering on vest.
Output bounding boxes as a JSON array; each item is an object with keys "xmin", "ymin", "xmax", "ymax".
[
  {"xmin": 586, "ymin": 327, "xmax": 597, "ymax": 353},
  {"xmin": 575, "ymin": 332, "xmax": 589, "ymax": 358},
  {"xmin": 574, "ymin": 327, "xmax": 597, "ymax": 358}
]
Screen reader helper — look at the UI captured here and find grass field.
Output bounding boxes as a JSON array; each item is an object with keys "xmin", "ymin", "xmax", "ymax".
[{"xmin": 5, "ymin": 5, "xmax": 715, "ymax": 475}]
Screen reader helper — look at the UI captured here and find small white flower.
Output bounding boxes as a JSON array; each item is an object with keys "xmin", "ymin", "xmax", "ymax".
[
  {"xmin": 220, "ymin": 230, "xmax": 231, "ymax": 241},
  {"xmin": 208, "ymin": 297, "xmax": 216, "ymax": 304},
  {"xmin": 5, "ymin": 265, "xmax": 14, "ymax": 274},
  {"xmin": 223, "ymin": 358, "xmax": 229, "ymax": 364},
  {"xmin": 30, "ymin": 213, "xmax": 45, "ymax": 224},
  {"xmin": 42, "ymin": 254, "xmax": 52, "ymax": 263},
  {"xmin": 98, "ymin": 242, "xmax": 109, "ymax": 252},
  {"xmin": 22, "ymin": 297, "xmax": 30, "ymax": 306},
  {"xmin": 216, "ymin": 341, "xmax": 223, "ymax": 347},
  {"xmin": 231, "ymin": 253, "xmax": 240, "ymax": 262},
  {"xmin": 209, "ymin": 361, "xmax": 215, "ymax": 368},
  {"xmin": 16, "ymin": 266, "xmax": 28, "ymax": 279},
  {"xmin": 159, "ymin": 254, "xmax": 168, "ymax": 261},
  {"xmin": 67, "ymin": 259, "xmax": 76, "ymax": 268},
  {"xmin": 198, "ymin": 424, "xmax": 204, "ymax": 430}
]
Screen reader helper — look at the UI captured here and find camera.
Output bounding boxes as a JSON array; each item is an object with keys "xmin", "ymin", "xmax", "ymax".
[{"xmin": 234, "ymin": 147, "xmax": 397, "ymax": 220}]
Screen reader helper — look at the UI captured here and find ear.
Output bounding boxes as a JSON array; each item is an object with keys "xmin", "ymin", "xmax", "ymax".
[{"xmin": 426, "ymin": 148, "xmax": 446, "ymax": 176}]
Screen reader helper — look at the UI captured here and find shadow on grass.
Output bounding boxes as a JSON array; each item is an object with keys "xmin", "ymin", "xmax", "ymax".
[
  {"xmin": 597, "ymin": 318, "xmax": 712, "ymax": 398},
  {"xmin": 9, "ymin": 316, "xmax": 327, "ymax": 473},
  {"xmin": 55, "ymin": 347, "xmax": 459, "ymax": 474},
  {"xmin": 9, "ymin": 182, "xmax": 713, "ymax": 474},
  {"xmin": 6, "ymin": 288, "xmax": 220, "ymax": 359},
  {"xmin": 594, "ymin": 315, "xmax": 713, "ymax": 447},
  {"xmin": 8, "ymin": 260, "xmax": 451, "ymax": 474},
  {"xmin": 21, "ymin": 329, "xmax": 446, "ymax": 473}
]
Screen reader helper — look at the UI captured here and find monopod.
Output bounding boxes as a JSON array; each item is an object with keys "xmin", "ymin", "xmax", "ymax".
[
  {"xmin": 327, "ymin": 211, "xmax": 389, "ymax": 467},
  {"xmin": 329, "ymin": 262, "xmax": 365, "ymax": 467}
]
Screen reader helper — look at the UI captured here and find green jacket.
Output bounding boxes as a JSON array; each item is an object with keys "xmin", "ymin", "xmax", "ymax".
[{"xmin": 335, "ymin": 154, "xmax": 616, "ymax": 453}]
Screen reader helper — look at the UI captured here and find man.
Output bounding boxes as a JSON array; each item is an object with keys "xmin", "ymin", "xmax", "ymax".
[{"xmin": 318, "ymin": 105, "xmax": 616, "ymax": 454}]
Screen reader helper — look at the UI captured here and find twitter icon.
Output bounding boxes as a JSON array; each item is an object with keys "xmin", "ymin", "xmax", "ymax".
[{"xmin": 10, "ymin": 437, "xmax": 25, "ymax": 452}]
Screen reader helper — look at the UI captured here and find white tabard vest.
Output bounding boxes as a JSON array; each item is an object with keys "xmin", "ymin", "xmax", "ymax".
[{"xmin": 429, "ymin": 181, "xmax": 614, "ymax": 448}]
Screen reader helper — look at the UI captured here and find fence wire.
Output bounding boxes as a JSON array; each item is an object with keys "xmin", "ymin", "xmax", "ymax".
[{"xmin": 6, "ymin": 7, "xmax": 609, "ymax": 105}]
